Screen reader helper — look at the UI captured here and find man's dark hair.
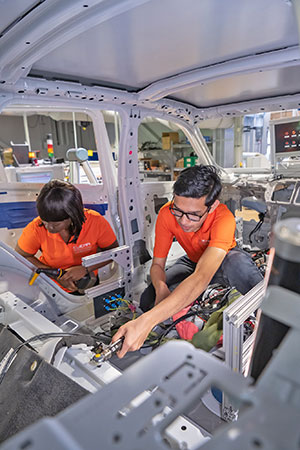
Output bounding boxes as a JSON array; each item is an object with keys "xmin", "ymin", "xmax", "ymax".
[
  {"xmin": 173, "ymin": 165, "xmax": 222, "ymax": 206},
  {"xmin": 36, "ymin": 179, "xmax": 85, "ymax": 243}
]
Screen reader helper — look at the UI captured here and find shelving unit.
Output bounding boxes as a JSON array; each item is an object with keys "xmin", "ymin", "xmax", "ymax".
[
  {"xmin": 139, "ymin": 142, "xmax": 194, "ymax": 181},
  {"xmin": 139, "ymin": 170, "xmax": 171, "ymax": 181}
]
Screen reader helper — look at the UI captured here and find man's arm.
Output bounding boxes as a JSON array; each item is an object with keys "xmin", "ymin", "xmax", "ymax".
[
  {"xmin": 150, "ymin": 257, "xmax": 171, "ymax": 306},
  {"xmin": 112, "ymin": 246, "xmax": 226, "ymax": 357}
]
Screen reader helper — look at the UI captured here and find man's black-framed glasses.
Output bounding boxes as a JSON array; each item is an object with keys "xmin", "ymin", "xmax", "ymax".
[{"xmin": 169, "ymin": 200, "xmax": 210, "ymax": 222}]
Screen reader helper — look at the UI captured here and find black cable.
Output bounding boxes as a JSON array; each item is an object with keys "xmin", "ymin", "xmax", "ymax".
[
  {"xmin": 141, "ymin": 312, "xmax": 201, "ymax": 350},
  {"xmin": 141, "ymin": 340, "xmax": 161, "ymax": 349},
  {"xmin": 0, "ymin": 331, "xmax": 107, "ymax": 386},
  {"xmin": 197, "ymin": 286, "xmax": 232, "ymax": 317},
  {"xmin": 249, "ymin": 212, "xmax": 265, "ymax": 244},
  {"xmin": 153, "ymin": 311, "xmax": 202, "ymax": 349},
  {"xmin": 154, "ymin": 287, "xmax": 233, "ymax": 348}
]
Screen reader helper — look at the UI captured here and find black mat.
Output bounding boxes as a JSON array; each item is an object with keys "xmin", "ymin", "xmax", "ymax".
[{"xmin": 0, "ymin": 325, "xmax": 89, "ymax": 443}]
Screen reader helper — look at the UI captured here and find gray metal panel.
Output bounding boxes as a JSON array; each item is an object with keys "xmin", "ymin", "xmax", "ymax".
[
  {"xmin": 1, "ymin": 0, "xmax": 300, "ymax": 115},
  {"xmin": 0, "ymin": 0, "xmax": 37, "ymax": 36},
  {"xmin": 173, "ymin": 66, "xmax": 300, "ymax": 108},
  {"xmin": 30, "ymin": 0, "xmax": 298, "ymax": 93},
  {"xmin": 0, "ymin": 341, "xmax": 250, "ymax": 450}
]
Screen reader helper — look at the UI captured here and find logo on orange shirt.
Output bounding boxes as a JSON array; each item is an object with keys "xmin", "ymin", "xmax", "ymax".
[{"xmin": 73, "ymin": 242, "xmax": 92, "ymax": 254}]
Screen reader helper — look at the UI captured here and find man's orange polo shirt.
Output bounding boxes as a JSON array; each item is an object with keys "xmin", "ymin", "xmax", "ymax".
[
  {"xmin": 153, "ymin": 202, "xmax": 236, "ymax": 262},
  {"xmin": 18, "ymin": 209, "xmax": 116, "ymax": 269}
]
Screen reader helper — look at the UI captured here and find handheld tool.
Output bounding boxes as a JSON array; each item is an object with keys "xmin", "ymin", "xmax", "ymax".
[
  {"xmin": 91, "ymin": 337, "xmax": 124, "ymax": 365},
  {"xmin": 28, "ymin": 268, "xmax": 96, "ymax": 291},
  {"xmin": 29, "ymin": 268, "xmax": 65, "ymax": 286}
]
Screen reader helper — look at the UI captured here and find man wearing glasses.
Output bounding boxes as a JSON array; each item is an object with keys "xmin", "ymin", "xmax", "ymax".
[{"xmin": 113, "ymin": 165, "xmax": 263, "ymax": 357}]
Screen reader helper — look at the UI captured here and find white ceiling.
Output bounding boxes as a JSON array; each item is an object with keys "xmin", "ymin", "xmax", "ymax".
[{"xmin": 0, "ymin": 0, "xmax": 300, "ymax": 111}]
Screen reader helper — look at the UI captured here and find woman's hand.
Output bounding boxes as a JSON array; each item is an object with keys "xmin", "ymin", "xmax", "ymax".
[
  {"xmin": 61, "ymin": 265, "xmax": 87, "ymax": 283},
  {"xmin": 57, "ymin": 278, "xmax": 78, "ymax": 292}
]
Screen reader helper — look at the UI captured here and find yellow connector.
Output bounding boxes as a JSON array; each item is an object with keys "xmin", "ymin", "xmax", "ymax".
[{"xmin": 29, "ymin": 272, "xmax": 39, "ymax": 286}]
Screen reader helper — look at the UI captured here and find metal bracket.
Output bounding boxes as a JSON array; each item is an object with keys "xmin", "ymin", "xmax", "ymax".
[
  {"xmin": 81, "ymin": 245, "xmax": 131, "ymax": 270},
  {"xmin": 82, "ymin": 245, "xmax": 132, "ymax": 299},
  {"xmin": 222, "ymin": 280, "xmax": 265, "ymax": 419}
]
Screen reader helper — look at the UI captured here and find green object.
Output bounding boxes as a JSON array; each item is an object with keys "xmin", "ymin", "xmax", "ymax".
[
  {"xmin": 191, "ymin": 289, "xmax": 241, "ymax": 352},
  {"xmin": 184, "ymin": 156, "xmax": 198, "ymax": 167}
]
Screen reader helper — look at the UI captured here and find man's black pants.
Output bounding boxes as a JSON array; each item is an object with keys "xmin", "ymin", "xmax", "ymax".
[{"xmin": 140, "ymin": 247, "xmax": 263, "ymax": 312}]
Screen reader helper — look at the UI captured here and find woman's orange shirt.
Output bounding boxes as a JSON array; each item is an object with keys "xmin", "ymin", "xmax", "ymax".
[
  {"xmin": 153, "ymin": 202, "xmax": 236, "ymax": 263},
  {"xmin": 17, "ymin": 209, "xmax": 117, "ymax": 269}
]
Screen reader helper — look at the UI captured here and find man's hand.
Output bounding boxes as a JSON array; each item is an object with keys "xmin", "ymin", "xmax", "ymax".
[
  {"xmin": 113, "ymin": 247, "xmax": 227, "ymax": 358},
  {"xmin": 111, "ymin": 315, "xmax": 155, "ymax": 358}
]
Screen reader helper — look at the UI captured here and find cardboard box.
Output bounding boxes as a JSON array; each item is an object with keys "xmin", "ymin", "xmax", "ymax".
[
  {"xmin": 150, "ymin": 159, "xmax": 160, "ymax": 170},
  {"xmin": 270, "ymin": 111, "xmax": 293, "ymax": 120},
  {"xmin": 150, "ymin": 159, "xmax": 160, "ymax": 167},
  {"xmin": 162, "ymin": 132, "xmax": 179, "ymax": 149},
  {"xmin": 175, "ymin": 158, "xmax": 184, "ymax": 168},
  {"xmin": 2, "ymin": 147, "xmax": 14, "ymax": 166}
]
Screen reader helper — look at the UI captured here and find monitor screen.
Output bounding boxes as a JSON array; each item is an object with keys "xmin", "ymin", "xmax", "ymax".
[
  {"xmin": 274, "ymin": 121, "xmax": 300, "ymax": 155},
  {"xmin": 11, "ymin": 144, "xmax": 30, "ymax": 165}
]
